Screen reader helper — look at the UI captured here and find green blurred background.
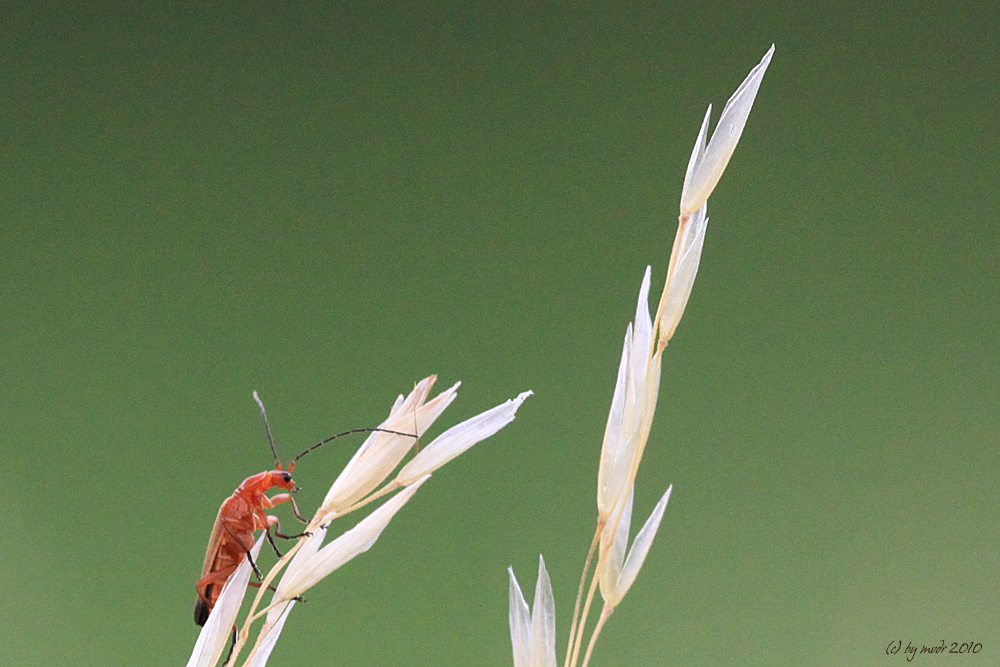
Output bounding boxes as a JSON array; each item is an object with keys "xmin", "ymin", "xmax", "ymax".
[{"xmin": 2, "ymin": 1, "xmax": 997, "ymax": 665}]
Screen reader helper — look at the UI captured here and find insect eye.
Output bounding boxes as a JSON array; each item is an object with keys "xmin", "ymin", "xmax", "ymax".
[{"xmin": 282, "ymin": 472, "xmax": 292, "ymax": 482}]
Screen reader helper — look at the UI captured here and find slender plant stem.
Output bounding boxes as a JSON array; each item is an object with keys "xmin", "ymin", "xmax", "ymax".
[
  {"xmin": 580, "ymin": 604, "xmax": 614, "ymax": 667},
  {"xmin": 569, "ymin": 566, "xmax": 602, "ymax": 667},
  {"xmin": 564, "ymin": 524, "xmax": 603, "ymax": 667}
]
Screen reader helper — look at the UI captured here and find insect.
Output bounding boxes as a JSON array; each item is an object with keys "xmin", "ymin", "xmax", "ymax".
[{"xmin": 194, "ymin": 392, "xmax": 415, "ymax": 632}]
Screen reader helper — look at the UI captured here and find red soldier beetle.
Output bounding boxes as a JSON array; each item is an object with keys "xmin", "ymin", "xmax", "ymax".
[{"xmin": 194, "ymin": 391, "xmax": 416, "ymax": 637}]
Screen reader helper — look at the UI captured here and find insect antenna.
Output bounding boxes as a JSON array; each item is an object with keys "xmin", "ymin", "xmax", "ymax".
[
  {"xmin": 291, "ymin": 427, "xmax": 417, "ymax": 468},
  {"xmin": 253, "ymin": 390, "xmax": 419, "ymax": 470},
  {"xmin": 253, "ymin": 390, "xmax": 283, "ymax": 468}
]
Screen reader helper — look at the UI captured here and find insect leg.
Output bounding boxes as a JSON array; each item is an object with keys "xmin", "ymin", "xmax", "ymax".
[
  {"xmin": 288, "ymin": 495, "xmax": 309, "ymax": 523},
  {"xmin": 262, "ymin": 509, "xmax": 311, "ymax": 540},
  {"xmin": 247, "ymin": 580, "xmax": 308, "ymax": 606},
  {"xmin": 222, "ymin": 626, "xmax": 237, "ymax": 665},
  {"xmin": 267, "ymin": 492, "xmax": 310, "ymax": 524},
  {"xmin": 244, "ymin": 548, "xmax": 263, "ymax": 580},
  {"xmin": 248, "ymin": 581, "xmax": 280, "ymax": 593},
  {"xmin": 265, "ymin": 527, "xmax": 284, "ymax": 558},
  {"xmin": 223, "ymin": 523, "xmax": 264, "ymax": 580},
  {"xmin": 273, "ymin": 523, "xmax": 311, "ymax": 540}
]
